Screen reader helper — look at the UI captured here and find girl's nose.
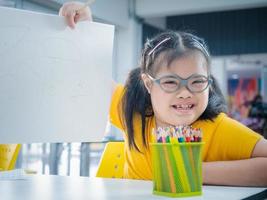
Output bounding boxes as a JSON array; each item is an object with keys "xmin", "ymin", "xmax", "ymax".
[{"xmin": 175, "ymin": 86, "xmax": 193, "ymax": 99}]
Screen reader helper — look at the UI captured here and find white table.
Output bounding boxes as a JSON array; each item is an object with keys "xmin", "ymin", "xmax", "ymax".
[{"xmin": 0, "ymin": 175, "xmax": 266, "ymax": 200}]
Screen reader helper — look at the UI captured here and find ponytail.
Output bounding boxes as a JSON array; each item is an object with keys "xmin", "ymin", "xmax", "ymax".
[{"xmin": 122, "ymin": 67, "xmax": 152, "ymax": 151}]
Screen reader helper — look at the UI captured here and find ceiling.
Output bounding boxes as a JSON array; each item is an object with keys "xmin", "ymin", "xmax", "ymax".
[{"xmin": 135, "ymin": 0, "xmax": 267, "ymax": 18}]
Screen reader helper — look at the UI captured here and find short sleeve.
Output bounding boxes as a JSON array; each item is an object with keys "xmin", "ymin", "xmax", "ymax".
[
  {"xmin": 206, "ymin": 115, "xmax": 262, "ymax": 161},
  {"xmin": 109, "ymin": 84, "xmax": 125, "ymax": 131}
]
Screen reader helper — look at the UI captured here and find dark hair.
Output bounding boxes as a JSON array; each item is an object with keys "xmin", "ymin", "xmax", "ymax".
[{"xmin": 122, "ymin": 31, "xmax": 227, "ymax": 151}]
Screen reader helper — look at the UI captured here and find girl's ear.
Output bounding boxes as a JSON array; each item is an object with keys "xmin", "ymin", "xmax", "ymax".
[{"xmin": 141, "ymin": 73, "xmax": 152, "ymax": 94}]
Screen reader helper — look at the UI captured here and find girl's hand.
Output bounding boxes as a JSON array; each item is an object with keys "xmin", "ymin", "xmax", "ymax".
[{"xmin": 59, "ymin": 1, "xmax": 93, "ymax": 29}]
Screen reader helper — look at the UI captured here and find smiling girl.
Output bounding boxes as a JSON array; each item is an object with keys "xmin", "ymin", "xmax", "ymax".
[{"xmin": 60, "ymin": 2, "xmax": 267, "ymax": 186}]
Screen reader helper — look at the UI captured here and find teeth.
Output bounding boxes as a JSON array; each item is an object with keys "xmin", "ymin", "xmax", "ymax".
[{"xmin": 174, "ymin": 104, "xmax": 193, "ymax": 109}]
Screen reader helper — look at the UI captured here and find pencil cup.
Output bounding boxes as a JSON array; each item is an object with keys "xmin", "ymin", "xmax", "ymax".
[{"xmin": 150, "ymin": 143, "xmax": 204, "ymax": 198}]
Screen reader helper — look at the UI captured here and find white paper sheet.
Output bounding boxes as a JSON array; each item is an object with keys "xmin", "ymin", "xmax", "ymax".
[{"xmin": 0, "ymin": 6, "xmax": 114, "ymax": 143}]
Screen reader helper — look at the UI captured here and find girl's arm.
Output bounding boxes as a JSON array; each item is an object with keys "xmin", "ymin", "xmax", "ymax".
[{"xmin": 203, "ymin": 138, "xmax": 267, "ymax": 186}]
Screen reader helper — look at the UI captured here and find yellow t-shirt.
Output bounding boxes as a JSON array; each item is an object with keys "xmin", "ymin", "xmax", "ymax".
[{"xmin": 109, "ymin": 84, "xmax": 262, "ymax": 180}]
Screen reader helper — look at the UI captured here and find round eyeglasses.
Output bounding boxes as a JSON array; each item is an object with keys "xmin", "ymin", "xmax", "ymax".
[{"xmin": 147, "ymin": 73, "xmax": 212, "ymax": 93}]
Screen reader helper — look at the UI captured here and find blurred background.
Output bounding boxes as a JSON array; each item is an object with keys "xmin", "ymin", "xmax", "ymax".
[{"xmin": 1, "ymin": 0, "xmax": 267, "ymax": 177}]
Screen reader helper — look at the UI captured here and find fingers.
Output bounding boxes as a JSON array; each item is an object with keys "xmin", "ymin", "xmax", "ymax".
[
  {"xmin": 74, "ymin": 13, "xmax": 80, "ymax": 24},
  {"xmin": 59, "ymin": 2, "xmax": 81, "ymax": 29},
  {"xmin": 66, "ymin": 10, "xmax": 76, "ymax": 29},
  {"xmin": 59, "ymin": 2, "xmax": 92, "ymax": 29}
]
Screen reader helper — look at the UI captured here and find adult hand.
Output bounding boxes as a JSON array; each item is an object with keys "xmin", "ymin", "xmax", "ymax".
[{"xmin": 59, "ymin": 1, "xmax": 92, "ymax": 29}]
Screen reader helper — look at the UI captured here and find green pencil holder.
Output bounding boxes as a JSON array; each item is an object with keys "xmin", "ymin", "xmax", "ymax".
[{"xmin": 150, "ymin": 142, "xmax": 204, "ymax": 198}]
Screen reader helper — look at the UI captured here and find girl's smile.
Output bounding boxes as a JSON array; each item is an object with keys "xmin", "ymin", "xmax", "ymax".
[{"xmin": 170, "ymin": 100, "xmax": 196, "ymax": 115}]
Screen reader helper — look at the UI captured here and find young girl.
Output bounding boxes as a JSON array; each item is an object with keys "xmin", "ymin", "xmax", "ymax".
[{"xmin": 60, "ymin": 2, "xmax": 267, "ymax": 186}]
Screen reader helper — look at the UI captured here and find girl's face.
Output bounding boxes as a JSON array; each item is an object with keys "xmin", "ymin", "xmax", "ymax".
[{"xmin": 145, "ymin": 51, "xmax": 209, "ymax": 127}]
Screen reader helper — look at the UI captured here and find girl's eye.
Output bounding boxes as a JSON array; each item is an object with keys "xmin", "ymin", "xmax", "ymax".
[
  {"xmin": 190, "ymin": 78, "xmax": 208, "ymax": 90},
  {"xmin": 190, "ymin": 76, "xmax": 207, "ymax": 84},
  {"xmin": 192, "ymin": 79, "xmax": 206, "ymax": 84},
  {"xmin": 160, "ymin": 79, "xmax": 179, "ymax": 90},
  {"xmin": 162, "ymin": 79, "xmax": 178, "ymax": 85}
]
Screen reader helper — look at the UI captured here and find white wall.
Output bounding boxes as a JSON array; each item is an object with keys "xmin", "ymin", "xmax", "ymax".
[
  {"xmin": 91, "ymin": 0, "xmax": 129, "ymax": 27},
  {"xmin": 114, "ymin": 18, "xmax": 142, "ymax": 83},
  {"xmin": 20, "ymin": 1, "xmax": 58, "ymax": 14}
]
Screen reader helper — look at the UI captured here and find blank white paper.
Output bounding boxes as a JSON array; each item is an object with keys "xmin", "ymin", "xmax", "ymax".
[{"xmin": 0, "ymin": 6, "xmax": 114, "ymax": 143}]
